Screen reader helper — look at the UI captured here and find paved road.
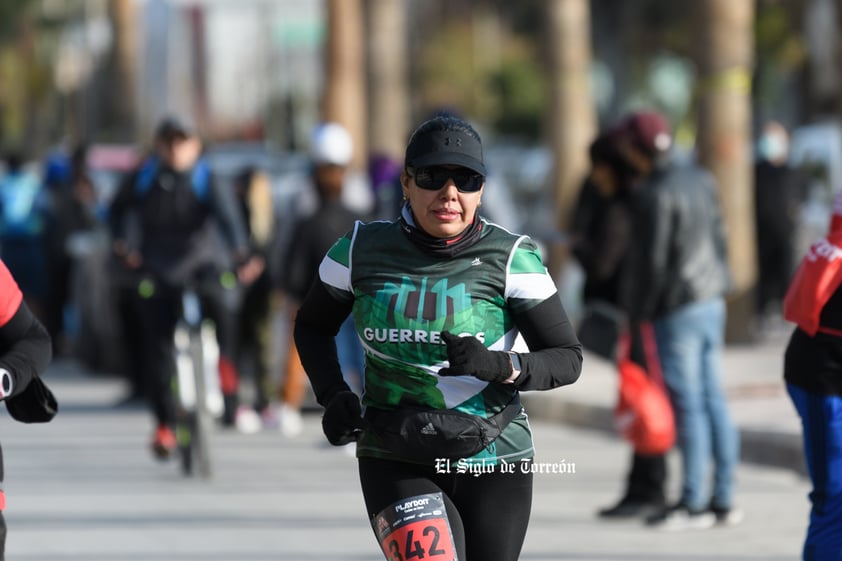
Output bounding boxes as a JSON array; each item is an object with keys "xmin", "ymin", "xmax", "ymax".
[{"xmin": 0, "ymin": 361, "xmax": 811, "ymax": 561}]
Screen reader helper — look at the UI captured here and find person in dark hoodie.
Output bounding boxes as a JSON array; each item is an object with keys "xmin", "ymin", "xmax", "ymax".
[
  {"xmin": 276, "ymin": 122, "xmax": 366, "ymax": 437},
  {"xmin": 571, "ymin": 126, "xmax": 671, "ymax": 521},
  {"xmin": 570, "ymin": 128, "xmax": 634, "ymax": 307}
]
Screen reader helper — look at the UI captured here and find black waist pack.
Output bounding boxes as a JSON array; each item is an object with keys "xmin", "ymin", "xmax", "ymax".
[{"xmin": 366, "ymin": 399, "xmax": 522, "ymax": 462}]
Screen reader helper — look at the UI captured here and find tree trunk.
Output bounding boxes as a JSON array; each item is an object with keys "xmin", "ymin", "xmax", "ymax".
[
  {"xmin": 323, "ymin": 0, "xmax": 367, "ymax": 171},
  {"xmin": 803, "ymin": 0, "xmax": 840, "ymax": 115},
  {"xmin": 545, "ymin": 0, "xmax": 597, "ymax": 279},
  {"xmin": 364, "ymin": 0, "xmax": 409, "ymax": 162},
  {"xmin": 108, "ymin": 0, "xmax": 138, "ymax": 141},
  {"xmin": 694, "ymin": 0, "xmax": 757, "ymax": 343}
]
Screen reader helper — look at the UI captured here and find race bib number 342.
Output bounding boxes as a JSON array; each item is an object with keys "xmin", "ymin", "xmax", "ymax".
[{"xmin": 372, "ymin": 492, "xmax": 457, "ymax": 561}]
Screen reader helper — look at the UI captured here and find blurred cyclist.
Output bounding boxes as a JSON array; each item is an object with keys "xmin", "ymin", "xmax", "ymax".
[{"xmin": 109, "ymin": 116, "xmax": 262, "ymax": 458}]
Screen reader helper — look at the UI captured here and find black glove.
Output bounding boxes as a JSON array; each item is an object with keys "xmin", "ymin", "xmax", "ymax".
[
  {"xmin": 438, "ymin": 331, "xmax": 513, "ymax": 383},
  {"xmin": 322, "ymin": 391, "xmax": 369, "ymax": 446}
]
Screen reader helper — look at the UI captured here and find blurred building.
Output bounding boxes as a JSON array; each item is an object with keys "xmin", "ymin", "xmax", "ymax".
[{"xmin": 135, "ymin": 0, "xmax": 324, "ymax": 148}]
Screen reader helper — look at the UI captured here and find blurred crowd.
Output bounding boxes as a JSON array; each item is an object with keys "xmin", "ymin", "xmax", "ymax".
[
  {"xmin": 0, "ymin": 116, "xmax": 407, "ymax": 447},
  {"xmin": 0, "ymin": 113, "xmax": 811, "ymax": 441}
]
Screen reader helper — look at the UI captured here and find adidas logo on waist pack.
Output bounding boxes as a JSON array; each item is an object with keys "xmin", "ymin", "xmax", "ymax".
[{"xmin": 420, "ymin": 423, "xmax": 437, "ymax": 436}]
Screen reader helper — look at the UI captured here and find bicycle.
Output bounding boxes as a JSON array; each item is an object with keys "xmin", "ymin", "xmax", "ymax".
[{"xmin": 172, "ymin": 284, "xmax": 224, "ymax": 478}]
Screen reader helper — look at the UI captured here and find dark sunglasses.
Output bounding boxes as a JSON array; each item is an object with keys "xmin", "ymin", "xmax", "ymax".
[{"xmin": 409, "ymin": 166, "xmax": 485, "ymax": 193}]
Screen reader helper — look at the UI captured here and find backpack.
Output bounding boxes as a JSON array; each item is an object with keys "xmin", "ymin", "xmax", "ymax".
[{"xmin": 134, "ymin": 157, "xmax": 211, "ymax": 202}]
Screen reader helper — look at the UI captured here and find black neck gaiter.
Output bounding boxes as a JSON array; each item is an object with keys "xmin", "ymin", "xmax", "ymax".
[{"xmin": 398, "ymin": 202, "xmax": 483, "ymax": 258}]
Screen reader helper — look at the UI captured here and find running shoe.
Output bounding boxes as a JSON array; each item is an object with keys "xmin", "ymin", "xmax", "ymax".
[
  {"xmin": 235, "ymin": 405, "xmax": 262, "ymax": 435},
  {"xmin": 260, "ymin": 404, "xmax": 281, "ymax": 430},
  {"xmin": 597, "ymin": 497, "xmax": 665, "ymax": 519},
  {"xmin": 279, "ymin": 404, "xmax": 303, "ymax": 437},
  {"xmin": 646, "ymin": 502, "xmax": 716, "ymax": 531},
  {"xmin": 151, "ymin": 426, "xmax": 177, "ymax": 460},
  {"xmin": 709, "ymin": 503, "xmax": 745, "ymax": 527}
]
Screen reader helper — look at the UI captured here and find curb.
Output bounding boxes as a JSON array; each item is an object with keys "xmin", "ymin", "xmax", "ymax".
[{"xmin": 521, "ymin": 393, "xmax": 808, "ymax": 477}]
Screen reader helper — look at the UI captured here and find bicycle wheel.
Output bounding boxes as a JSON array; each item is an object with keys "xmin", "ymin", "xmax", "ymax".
[
  {"xmin": 189, "ymin": 324, "xmax": 213, "ymax": 479},
  {"xmin": 174, "ymin": 322, "xmax": 198, "ymax": 476},
  {"xmin": 176, "ymin": 416, "xmax": 195, "ymax": 476}
]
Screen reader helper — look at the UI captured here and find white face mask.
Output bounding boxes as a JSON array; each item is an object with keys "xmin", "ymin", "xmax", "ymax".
[{"xmin": 757, "ymin": 133, "xmax": 788, "ymax": 162}]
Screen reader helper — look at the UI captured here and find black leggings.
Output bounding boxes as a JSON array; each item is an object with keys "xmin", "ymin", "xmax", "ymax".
[
  {"xmin": 359, "ymin": 457, "xmax": 532, "ymax": 561},
  {"xmin": 136, "ymin": 276, "xmax": 241, "ymax": 427}
]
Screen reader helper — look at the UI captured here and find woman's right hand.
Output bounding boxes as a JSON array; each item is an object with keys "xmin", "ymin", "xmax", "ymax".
[{"xmin": 322, "ymin": 391, "xmax": 369, "ymax": 445}]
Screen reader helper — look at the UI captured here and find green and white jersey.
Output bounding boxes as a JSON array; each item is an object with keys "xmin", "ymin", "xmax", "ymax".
[{"xmin": 318, "ymin": 218, "xmax": 558, "ymax": 463}]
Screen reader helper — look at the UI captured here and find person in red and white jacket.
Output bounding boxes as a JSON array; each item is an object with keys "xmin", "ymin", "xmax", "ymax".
[{"xmin": 0, "ymin": 258, "xmax": 53, "ymax": 559}]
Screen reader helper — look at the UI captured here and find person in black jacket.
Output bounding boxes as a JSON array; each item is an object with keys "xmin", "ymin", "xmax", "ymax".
[
  {"xmin": 618, "ymin": 111, "xmax": 741, "ymax": 530},
  {"xmin": 276, "ymin": 122, "xmax": 366, "ymax": 438},
  {"xmin": 0, "ymin": 257, "xmax": 53, "ymax": 559},
  {"xmin": 571, "ymin": 128, "xmax": 669, "ymax": 519},
  {"xmin": 754, "ymin": 121, "xmax": 808, "ymax": 328},
  {"xmin": 570, "ymin": 129, "xmax": 634, "ymax": 305},
  {"xmin": 109, "ymin": 116, "xmax": 262, "ymax": 456}
]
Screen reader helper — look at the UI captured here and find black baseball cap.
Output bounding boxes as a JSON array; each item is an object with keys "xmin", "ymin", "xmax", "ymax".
[
  {"xmin": 155, "ymin": 116, "xmax": 193, "ymax": 141},
  {"xmin": 405, "ymin": 120, "xmax": 486, "ymax": 176}
]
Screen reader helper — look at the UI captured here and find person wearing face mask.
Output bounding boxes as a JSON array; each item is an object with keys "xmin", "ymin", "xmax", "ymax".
[
  {"xmin": 293, "ymin": 114, "xmax": 582, "ymax": 561},
  {"xmin": 754, "ymin": 120, "xmax": 809, "ymax": 334},
  {"xmin": 108, "ymin": 116, "xmax": 263, "ymax": 457}
]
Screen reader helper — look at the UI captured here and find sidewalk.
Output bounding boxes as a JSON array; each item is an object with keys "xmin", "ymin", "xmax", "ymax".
[{"xmin": 521, "ymin": 326, "xmax": 808, "ymax": 476}]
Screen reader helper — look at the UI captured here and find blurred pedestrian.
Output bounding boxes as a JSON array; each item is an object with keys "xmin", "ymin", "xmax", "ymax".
[
  {"xmin": 43, "ymin": 144, "xmax": 99, "ymax": 354},
  {"xmin": 106, "ymin": 152, "xmax": 149, "ymax": 403},
  {"xmin": 570, "ymin": 128, "xmax": 633, "ymax": 307},
  {"xmin": 368, "ymin": 152, "xmax": 403, "ymax": 221},
  {"xmin": 571, "ymin": 127, "xmax": 669, "ymax": 519},
  {"xmin": 618, "ymin": 110, "xmax": 742, "ymax": 530},
  {"xmin": 754, "ymin": 120, "xmax": 808, "ymax": 332},
  {"xmin": 233, "ymin": 166, "xmax": 281, "ymax": 427},
  {"xmin": 108, "ymin": 116, "xmax": 262, "ymax": 457},
  {"xmin": 276, "ymin": 122, "xmax": 366, "ymax": 437},
  {"xmin": 782, "ymin": 189, "xmax": 842, "ymax": 561},
  {"xmin": 0, "ymin": 152, "xmax": 50, "ymax": 321},
  {"xmin": 293, "ymin": 114, "xmax": 582, "ymax": 561}
]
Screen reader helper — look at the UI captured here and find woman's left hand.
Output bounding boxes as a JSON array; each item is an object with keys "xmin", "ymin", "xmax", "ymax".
[{"xmin": 438, "ymin": 331, "xmax": 513, "ymax": 383}]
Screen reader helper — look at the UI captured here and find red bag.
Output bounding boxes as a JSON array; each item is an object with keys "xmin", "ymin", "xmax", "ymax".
[
  {"xmin": 613, "ymin": 323, "xmax": 675, "ymax": 455},
  {"xmin": 783, "ymin": 231, "xmax": 842, "ymax": 336}
]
